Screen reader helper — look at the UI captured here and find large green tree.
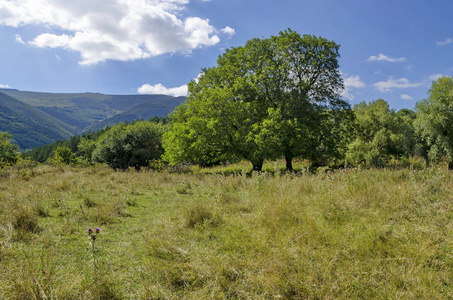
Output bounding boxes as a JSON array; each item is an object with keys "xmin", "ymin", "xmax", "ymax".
[
  {"xmin": 415, "ymin": 76, "xmax": 453, "ymax": 167},
  {"xmin": 163, "ymin": 29, "xmax": 348, "ymax": 171}
]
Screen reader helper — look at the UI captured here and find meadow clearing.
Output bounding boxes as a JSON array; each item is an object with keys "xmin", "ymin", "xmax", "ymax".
[{"xmin": 1, "ymin": 162, "xmax": 452, "ymax": 299}]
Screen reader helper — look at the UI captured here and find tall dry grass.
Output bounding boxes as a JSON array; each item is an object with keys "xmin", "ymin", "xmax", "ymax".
[{"xmin": 0, "ymin": 164, "xmax": 452, "ymax": 298}]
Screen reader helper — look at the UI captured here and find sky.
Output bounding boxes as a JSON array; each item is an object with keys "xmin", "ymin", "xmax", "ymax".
[{"xmin": 0, "ymin": 0, "xmax": 452, "ymax": 111}]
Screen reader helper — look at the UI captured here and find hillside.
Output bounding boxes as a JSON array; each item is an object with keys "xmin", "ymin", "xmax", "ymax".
[
  {"xmin": 85, "ymin": 96, "xmax": 184, "ymax": 132},
  {"xmin": 0, "ymin": 89, "xmax": 185, "ymax": 149},
  {"xmin": 0, "ymin": 92, "xmax": 75, "ymax": 150}
]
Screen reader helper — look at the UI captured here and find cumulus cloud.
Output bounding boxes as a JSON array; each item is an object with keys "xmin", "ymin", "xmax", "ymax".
[
  {"xmin": 0, "ymin": 0, "xmax": 229, "ymax": 65},
  {"xmin": 367, "ymin": 54, "xmax": 406, "ymax": 63},
  {"xmin": 400, "ymin": 94, "xmax": 413, "ymax": 101},
  {"xmin": 341, "ymin": 75, "xmax": 365, "ymax": 101},
  {"xmin": 373, "ymin": 77, "xmax": 422, "ymax": 92},
  {"xmin": 137, "ymin": 83, "xmax": 188, "ymax": 97},
  {"xmin": 221, "ymin": 26, "xmax": 235, "ymax": 37},
  {"xmin": 0, "ymin": 84, "xmax": 11, "ymax": 88},
  {"xmin": 30, "ymin": 33, "xmax": 72, "ymax": 48},
  {"xmin": 437, "ymin": 38, "xmax": 453, "ymax": 46}
]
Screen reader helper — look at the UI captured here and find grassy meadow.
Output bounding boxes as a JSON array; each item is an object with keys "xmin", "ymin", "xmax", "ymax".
[{"xmin": 1, "ymin": 162, "xmax": 453, "ymax": 299}]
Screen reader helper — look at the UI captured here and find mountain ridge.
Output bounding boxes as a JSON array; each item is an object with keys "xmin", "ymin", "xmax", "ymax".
[{"xmin": 0, "ymin": 89, "xmax": 185, "ymax": 150}]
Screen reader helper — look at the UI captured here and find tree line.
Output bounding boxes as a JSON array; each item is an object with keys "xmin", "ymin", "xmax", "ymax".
[{"xmin": 1, "ymin": 30, "xmax": 453, "ymax": 171}]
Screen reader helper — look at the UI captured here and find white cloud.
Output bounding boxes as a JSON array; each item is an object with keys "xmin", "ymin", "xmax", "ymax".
[
  {"xmin": 0, "ymin": 0, "xmax": 225, "ymax": 65},
  {"xmin": 15, "ymin": 34, "xmax": 24, "ymax": 44},
  {"xmin": 0, "ymin": 84, "xmax": 12, "ymax": 88},
  {"xmin": 30, "ymin": 33, "xmax": 72, "ymax": 48},
  {"xmin": 341, "ymin": 75, "xmax": 365, "ymax": 101},
  {"xmin": 137, "ymin": 83, "xmax": 188, "ymax": 97},
  {"xmin": 437, "ymin": 38, "xmax": 453, "ymax": 46},
  {"xmin": 400, "ymin": 94, "xmax": 413, "ymax": 101},
  {"xmin": 344, "ymin": 75, "xmax": 365, "ymax": 89},
  {"xmin": 373, "ymin": 77, "xmax": 422, "ymax": 92},
  {"xmin": 367, "ymin": 54, "xmax": 406, "ymax": 63},
  {"xmin": 221, "ymin": 26, "xmax": 235, "ymax": 37},
  {"xmin": 429, "ymin": 74, "xmax": 447, "ymax": 81}
]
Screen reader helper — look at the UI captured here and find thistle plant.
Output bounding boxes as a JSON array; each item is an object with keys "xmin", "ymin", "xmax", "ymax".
[{"xmin": 88, "ymin": 227, "xmax": 100, "ymax": 272}]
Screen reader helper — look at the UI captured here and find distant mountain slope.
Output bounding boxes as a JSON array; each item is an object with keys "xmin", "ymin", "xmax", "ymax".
[
  {"xmin": 0, "ymin": 92, "xmax": 75, "ymax": 150},
  {"xmin": 85, "ymin": 96, "xmax": 185, "ymax": 132},
  {"xmin": 0, "ymin": 90, "xmax": 118, "ymax": 131},
  {"xmin": 0, "ymin": 89, "xmax": 185, "ymax": 150}
]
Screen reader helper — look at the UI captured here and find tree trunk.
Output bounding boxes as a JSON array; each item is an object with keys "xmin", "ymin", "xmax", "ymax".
[
  {"xmin": 285, "ymin": 156, "xmax": 293, "ymax": 172},
  {"xmin": 252, "ymin": 159, "xmax": 263, "ymax": 172}
]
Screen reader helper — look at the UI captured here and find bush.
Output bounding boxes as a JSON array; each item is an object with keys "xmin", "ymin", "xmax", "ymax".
[
  {"xmin": 48, "ymin": 146, "xmax": 77, "ymax": 165},
  {"xmin": 0, "ymin": 132, "xmax": 20, "ymax": 167},
  {"xmin": 92, "ymin": 121, "xmax": 167, "ymax": 170}
]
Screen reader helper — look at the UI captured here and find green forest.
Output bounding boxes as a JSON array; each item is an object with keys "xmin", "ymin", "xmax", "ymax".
[{"xmin": 2, "ymin": 30, "xmax": 452, "ymax": 172}]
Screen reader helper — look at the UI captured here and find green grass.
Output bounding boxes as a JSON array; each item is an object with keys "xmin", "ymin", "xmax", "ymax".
[{"xmin": 1, "ymin": 163, "xmax": 453, "ymax": 298}]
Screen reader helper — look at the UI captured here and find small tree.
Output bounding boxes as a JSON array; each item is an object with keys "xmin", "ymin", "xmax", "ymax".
[
  {"xmin": 48, "ymin": 146, "xmax": 77, "ymax": 165},
  {"xmin": 0, "ymin": 132, "xmax": 20, "ymax": 167},
  {"xmin": 92, "ymin": 121, "xmax": 166, "ymax": 169}
]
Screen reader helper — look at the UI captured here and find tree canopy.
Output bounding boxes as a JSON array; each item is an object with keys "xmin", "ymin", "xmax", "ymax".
[
  {"xmin": 163, "ymin": 29, "xmax": 349, "ymax": 171},
  {"xmin": 0, "ymin": 132, "xmax": 20, "ymax": 167},
  {"xmin": 415, "ymin": 76, "xmax": 453, "ymax": 166},
  {"xmin": 91, "ymin": 121, "xmax": 167, "ymax": 170},
  {"xmin": 345, "ymin": 99, "xmax": 415, "ymax": 167}
]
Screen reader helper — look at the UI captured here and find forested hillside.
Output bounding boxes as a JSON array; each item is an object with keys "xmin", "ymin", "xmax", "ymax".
[
  {"xmin": 0, "ymin": 92, "xmax": 74, "ymax": 150},
  {"xmin": 0, "ymin": 89, "xmax": 184, "ymax": 150}
]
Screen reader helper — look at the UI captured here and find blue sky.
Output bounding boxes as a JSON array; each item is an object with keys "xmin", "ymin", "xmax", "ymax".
[{"xmin": 0, "ymin": 0, "xmax": 452, "ymax": 110}]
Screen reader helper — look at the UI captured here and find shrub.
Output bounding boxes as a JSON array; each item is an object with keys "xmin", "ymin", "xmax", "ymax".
[{"xmin": 48, "ymin": 146, "xmax": 77, "ymax": 165}]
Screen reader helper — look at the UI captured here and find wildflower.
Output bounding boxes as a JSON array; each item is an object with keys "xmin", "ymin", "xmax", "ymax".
[
  {"xmin": 88, "ymin": 228, "xmax": 93, "ymax": 235},
  {"xmin": 95, "ymin": 228, "xmax": 100, "ymax": 233}
]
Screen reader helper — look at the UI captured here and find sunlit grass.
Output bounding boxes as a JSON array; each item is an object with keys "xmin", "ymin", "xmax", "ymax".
[{"xmin": 0, "ymin": 163, "xmax": 452, "ymax": 298}]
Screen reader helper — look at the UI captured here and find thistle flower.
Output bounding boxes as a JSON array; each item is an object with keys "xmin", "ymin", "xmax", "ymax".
[
  {"xmin": 95, "ymin": 228, "xmax": 100, "ymax": 233},
  {"xmin": 88, "ymin": 228, "xmax": 93, "ymax": 235}
]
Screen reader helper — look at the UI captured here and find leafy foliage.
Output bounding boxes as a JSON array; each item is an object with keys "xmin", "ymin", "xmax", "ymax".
[
  {"xmin": 24, "ymin": 129, "xmax": 108, "ymax": 163},
  {"xmin": 91, "ymin": 121, "xmax": 167, "ymax": 169},
  {"xmin": 0, "ymin": 131, "xmax": 20, "ymax": 166},
  {"xmin": 345, "ymin": 99, "xmax": 415, "ymax": 166},
  {"xmin": 163, "ymin": 29, "xmax": 349, "ymax": 170},
  {"xmin": 48, "ymin": 146, "xmax": 77, "ymax": 165},
  {"xmin": 415, "ymin": 76, "xmax": 453, "ymax": 165}
]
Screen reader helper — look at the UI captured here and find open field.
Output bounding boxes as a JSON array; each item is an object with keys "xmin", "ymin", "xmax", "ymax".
[{"xmin": 1, "ymin": 163, "xmax": 453, "ymax": 299}]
